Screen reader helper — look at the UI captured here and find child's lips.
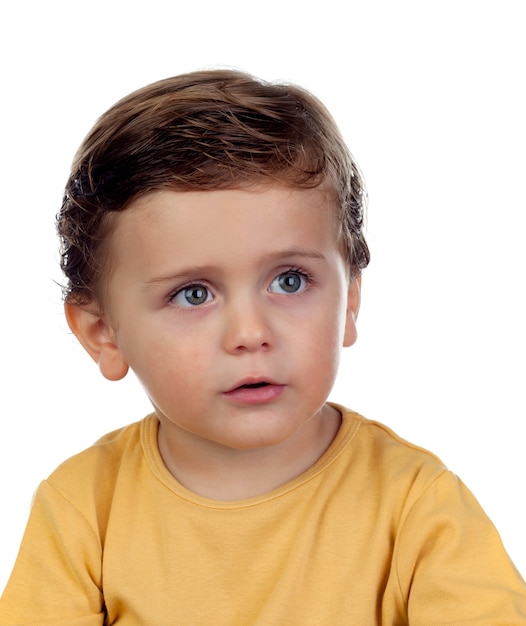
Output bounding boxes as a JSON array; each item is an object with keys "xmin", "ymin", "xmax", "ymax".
[{"xmin": 223, "ymin": 378, "xmax": 286, "ymax": 404}]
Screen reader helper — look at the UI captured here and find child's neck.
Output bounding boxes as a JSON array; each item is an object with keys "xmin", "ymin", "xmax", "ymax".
[{"xmin": 156, "ymin": 404, "xmax": 342, "ymax": 501}]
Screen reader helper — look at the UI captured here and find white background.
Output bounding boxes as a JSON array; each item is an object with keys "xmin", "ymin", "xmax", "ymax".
[{"xmin": 1, "ymin": 0, "xmax": 525, "ymax": 590}]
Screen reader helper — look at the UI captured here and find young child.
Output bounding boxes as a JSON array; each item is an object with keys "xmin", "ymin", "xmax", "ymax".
[{"xmin": 1, "ymin": 69, "xmax": 525, "ymax": 625}]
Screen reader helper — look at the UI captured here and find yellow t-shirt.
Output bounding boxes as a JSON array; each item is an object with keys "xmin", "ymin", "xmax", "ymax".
[{"xmin": 1, "ymin": 405, "xmax": 525, "ymax": 625}]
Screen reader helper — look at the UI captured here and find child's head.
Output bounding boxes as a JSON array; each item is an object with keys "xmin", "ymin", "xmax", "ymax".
[{"xmin": 57, "ymin": 68, "xmax": 370, "ymax": 306}]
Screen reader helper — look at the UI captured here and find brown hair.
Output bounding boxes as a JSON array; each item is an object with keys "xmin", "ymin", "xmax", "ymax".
[{"xmin": 57, "ymin": 69, "xmax": 370, "ymax": 304}]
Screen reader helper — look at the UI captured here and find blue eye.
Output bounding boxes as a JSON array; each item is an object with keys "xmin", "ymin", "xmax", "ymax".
[
  {"xmin": 172, "ymin": 285, "xmax": 212, "ymax": 307},
  {"xmin": 270, "ymin": 271, "xmax": 308, "ymax": 294}
]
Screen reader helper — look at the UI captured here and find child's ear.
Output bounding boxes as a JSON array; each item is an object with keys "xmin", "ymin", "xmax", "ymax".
[
  {"xmin": 343, "ymin": 276, "xmax": 361, "ymax": 348},
  {"xmin": 64, "ymin": 302, "xmax": 129, "ymax": 381}
]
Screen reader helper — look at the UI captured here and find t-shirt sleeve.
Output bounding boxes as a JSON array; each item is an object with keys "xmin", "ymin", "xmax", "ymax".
[
  {"xmin": 0, "ymin": 480, "xmax": 105, "ymax": 625},
  {"xmin": 394, "ymin": 470, "xmax": 526, "ymax": 624}
]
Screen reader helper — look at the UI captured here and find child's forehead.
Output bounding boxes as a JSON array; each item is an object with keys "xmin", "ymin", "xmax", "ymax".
[
  {"xmin": 110, "ymin": 185, "xmax": 343, "ymax": 266},
  {"xmin": 125, "ymin": 183, "xmax": 338, "ymax": 225}
]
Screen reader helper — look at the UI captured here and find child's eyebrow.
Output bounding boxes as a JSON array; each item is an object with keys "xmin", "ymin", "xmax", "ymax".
[
  {"xmin": 143, "ymin": 266, "xmax": 218, "ymax": 289},
  {"xmin": 143, "ymin": 249, "xmax": 327, "ymax": 289},
  {"xmin": 264, "ymin": 249, "xmax": 327, "ymax": 264}
]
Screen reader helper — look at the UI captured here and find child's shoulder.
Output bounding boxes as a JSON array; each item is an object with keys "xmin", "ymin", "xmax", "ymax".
[
  {"xmin": 333, "ymin": 403, "xmax": 449, "ymax": 494},
  {"xmin": 24, "ymin": 416, "xmax": 157, "ymax": 542},
  {"xmin": 46, "ymin": 414, "xmax": 157, "ymax": 499},
  {"xmin": 336, "ymin": 403, "xmax": 444, "ymax": 461}
]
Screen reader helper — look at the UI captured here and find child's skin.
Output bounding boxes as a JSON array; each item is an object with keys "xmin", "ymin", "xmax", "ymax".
[{"xmin": 66, "ymin": 185, "xmax": 361, "ymax": 500}]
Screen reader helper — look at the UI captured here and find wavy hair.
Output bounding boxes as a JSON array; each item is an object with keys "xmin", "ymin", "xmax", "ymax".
[{"xmin": 57, "ymin": 69, "xmax": 370, "ymax": 304}]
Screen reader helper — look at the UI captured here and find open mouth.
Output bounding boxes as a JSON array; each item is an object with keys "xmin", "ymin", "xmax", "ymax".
[
  {"xmin": 239, "ymin": 382, "xmax": 270, "ymax": 389},
  {"xmin": 224, "ymin": 379, "xmax": 285, "ymax": 404}
]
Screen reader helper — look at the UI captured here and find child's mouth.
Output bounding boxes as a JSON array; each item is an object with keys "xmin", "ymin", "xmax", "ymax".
[
  {"xmin": 239, "ymin": 382, "xmax": 270, "ymax": 389},
  {"xmin": 224, "ymin": 380, "xmax": 285, "ymax": 404}
]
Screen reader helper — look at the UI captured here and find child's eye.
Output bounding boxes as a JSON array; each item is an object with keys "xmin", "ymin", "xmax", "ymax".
[
  {"xmin": 171, "ymin": 284, "xmax": 213, "ymax": 307},
  {"xmin": 270, "ymin": 271, "xmax": 309, "ymax": 295}
]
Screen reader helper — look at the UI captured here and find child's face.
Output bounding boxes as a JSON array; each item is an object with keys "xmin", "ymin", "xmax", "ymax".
[{"xmin": 73, "ymin": 186, "xmax": 360, "ymax": 453}]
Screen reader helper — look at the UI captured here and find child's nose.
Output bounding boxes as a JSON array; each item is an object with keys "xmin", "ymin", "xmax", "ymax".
[{"xmin": 222, "ymin": 294, "xmax": 273, "ymax": 354}]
